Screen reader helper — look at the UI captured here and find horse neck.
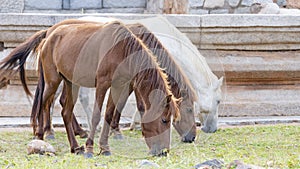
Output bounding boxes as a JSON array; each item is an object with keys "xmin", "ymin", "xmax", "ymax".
[
  {"xmin": 129, "ymin": 26, "xmax": 197, "ymax": 101},
  {"xmin": 112, "ymin": 24, "xmax": 179, "ymax": 119}
]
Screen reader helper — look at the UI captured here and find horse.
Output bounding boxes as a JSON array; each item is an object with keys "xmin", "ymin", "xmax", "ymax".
[
  {"xmin": 124, "ymin": 17, "xmax": 223, "ymax": 133},
  {"xmin": 32, "ymin": 19, "xmax": 197, "ymax": 145},
  {"xmin": 78, "ymin": 17, "xmax": 223, "ymax": 133},
  {"xmin": 0, "ymin": 21, "xmax": 180, "ymax": 156}
]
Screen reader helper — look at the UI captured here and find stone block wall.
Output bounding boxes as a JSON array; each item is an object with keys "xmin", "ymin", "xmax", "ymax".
[
  {"xmin": 0, "ymin": 0, "xmax": 296, "ymax": 14},
  {"xmin": 189, "ymin": 0, "xmax": 288, "ymax": 14}
]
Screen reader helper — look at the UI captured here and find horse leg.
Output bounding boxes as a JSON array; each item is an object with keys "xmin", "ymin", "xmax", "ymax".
[
  {"xmin": 35, "ymin": 81, "xmax": 61, "ymax": 140},
  {"xmin": 79, "ymin": 87, "xmax": 93, "ymax": 131},
  {"xmin": 44, "ymin": 82, "xmax": 63, "ymax": 140},
  {"xmin": 110, "ymin": 87, "xmax": 133, "ymax": 139},
  {"xmin": 129, "ymin": 91, "xmax": 145, "ymax": 131},
  {"xmin": 99, "ymin": 85, "xmax": 131, "ymax": 155},
  {"xmin": 110, "ymin": 111, "xmax": 123, "ymax": 140},
  {"xmin": 72, "ymin": 115, "xmax": 88, "ymax": 138},
  {"xmin": 129, "ymin": 109, "xmax": 142, "ymax": 131},
  {"xmin": 44, "ymin": 95, "xmax": 55, "ymax": 140},
  {"xmin": 59, "ymin": 84, "xmax": 88, "ymax": 139},
  {"xmin": 85, "ymin": 82, "xmax": 110, "ymax": 158},
  {"xmin": 60, "ymin": 80, "xmax": 84, "ymax": 154}
]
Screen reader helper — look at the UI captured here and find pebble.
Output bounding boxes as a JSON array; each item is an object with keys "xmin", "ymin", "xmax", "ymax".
[
  {"xmin": 138, "ymin": 159, "xmax": 160, "ymax": 168},
  {"xmin": 27, "ymin": 140, "xmax": 56, "ymax": 155}
]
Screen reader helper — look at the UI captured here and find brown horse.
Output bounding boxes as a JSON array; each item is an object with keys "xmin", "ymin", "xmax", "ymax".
[
  {"xmin": 108, "ymin": 23, "xmax": 198, "ymax": 142},
  {"xmin": 29, "ymin": 19, "xmax": 196, "ymax": 146},
  {"xmin": 0, "ymin": 21, "xmax": 180, "ymax": 155}
]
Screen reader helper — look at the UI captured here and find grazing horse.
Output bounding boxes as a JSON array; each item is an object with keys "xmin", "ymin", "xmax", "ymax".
[
  {"xmin": 32, "ymin": 19, "xmax": 197, "ymax": 145},
  {"xmin": 0, "ymin": 21, "xmax": 180, "ymax": 155},
  {"xmin": 78, "ymin": 17, "xmax": 223, "ymax": 133},
  {"xmin": 125, "ymin": 17, "xmax": 223, "ymax": 133}
]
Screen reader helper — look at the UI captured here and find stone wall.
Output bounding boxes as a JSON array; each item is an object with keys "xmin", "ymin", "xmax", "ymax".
[
  {"xmin": 0, "ymin": 0, "xmax": 296, "ymax": 14},
  {"xmin": 189, "ymin": 0, "xmax": 288, "ymax": 14}
]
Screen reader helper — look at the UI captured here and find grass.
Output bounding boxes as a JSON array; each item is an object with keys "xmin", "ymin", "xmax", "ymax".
[{"xmin": 0, "ymin": 124, "xmax": 299, "ymax": 168}]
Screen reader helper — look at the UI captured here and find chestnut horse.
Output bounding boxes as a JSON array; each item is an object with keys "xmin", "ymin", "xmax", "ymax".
[
  {"xmin": 30, "ymin": 19, "xmax": 197, "ymax": 146},
  {"xmin": 0, "ymin": 21, "xmax": 180, "ymax": 155}
]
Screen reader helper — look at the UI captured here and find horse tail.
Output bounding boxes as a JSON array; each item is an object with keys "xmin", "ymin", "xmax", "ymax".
[
  {"xmin": 30, "ymin": 60, "xmax": 45, "ymax": 132},
  {"xmin": 0, "ymin": 29, "xmax": 47, "ymax": 96}
]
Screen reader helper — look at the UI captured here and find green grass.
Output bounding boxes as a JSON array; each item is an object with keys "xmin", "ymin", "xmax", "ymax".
[{"xmin": 0, "ymin": 124, "xmax": 299, "ymax": 168}]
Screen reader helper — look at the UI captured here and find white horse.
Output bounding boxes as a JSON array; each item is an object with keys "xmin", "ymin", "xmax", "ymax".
[{"xmin": 51, "ymin": 16, "xmax": 223, "ymax": 133}]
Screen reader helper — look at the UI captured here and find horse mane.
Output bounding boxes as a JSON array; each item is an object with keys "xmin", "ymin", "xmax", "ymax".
[
  {"xmin": 110, "ymin": 21, "xmax": 180, "ymax": 120},
  {"xmin": 128, "ymin": 24, "xmax": 197, "ymax": 102}
]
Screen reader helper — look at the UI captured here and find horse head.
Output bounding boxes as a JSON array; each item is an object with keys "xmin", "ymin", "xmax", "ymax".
[
  {"xmin": 141, "ymin": 90, "xmax": 180, "ymax": 156},
  {"xmin": 172, "ymin": 89, "xmax": 196, "ymax": 143},
  {"xmin": 197, "ymin": 77, "xmax": 223, "ymax": 133}
]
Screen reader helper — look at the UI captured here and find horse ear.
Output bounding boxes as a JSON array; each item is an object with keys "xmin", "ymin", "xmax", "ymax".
[{"xmin": 163, "ymin": 94, "xmax": 172, "ymax": 107}]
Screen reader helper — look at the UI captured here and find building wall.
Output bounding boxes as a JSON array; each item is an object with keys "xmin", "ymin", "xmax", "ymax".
[{"xmin": 0, "ymin": 0, "xmax": 293, "ymax": 14}]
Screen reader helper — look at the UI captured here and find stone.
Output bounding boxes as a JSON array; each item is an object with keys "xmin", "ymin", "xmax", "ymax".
[
  {"xmin": 228, "ymin": 0, "xmax": 241, "ymax": 7},
  {"xmin": 276, "ymin": 0, "xmax": 287, "ymax": 7},
  {"xmin": 146, "ymin": 0, "xmax": 164, "ymax": 13},
  {"xmin": 194, "ymin": 159, "xmax": 224, "ymax": 169},
  {"xmin": 234, "ymin": 6, "xmax": 250, "ymax": 13},
  {"xmin": 0, "ymin": 0, "xmax": 24, "ymax": 13},
  {"xmin": 103, "ymin": 0, "xmax": 146, "ymax": 8},
  {"xmin": 138, "ymin": 160, "xmax": 160, "ymax": 168},
  {"xmin": 210, "ymin": 9, "xmax": 229, "ymax": 14},
  {"xmin": 163, "ymin": 0, "xmax": 189, "ymax": 14},
  {"xmin": 27, "ymin": 140, "xmax": 56, "ymax": 155},
  {"xmin": 70, "ymin": 0, "xmax": 102, "ymax": 9},
  {"xmin": 189, "ymin": 8, "xmax": 209, "ymax": 14},
  {"xmin": 287, "ymin": 0, "xmax": 300, "ymax": 8},
  {"xmin": 255, "ymin": 0, "xmax": 273, "ymax": 3},
  {"xmin": 203, "ymin": 0, "xmax": 225, "ymax": 8},
  {"xmin": 189, "ymin": 0, "xmax": 205, "ymax": 8},
  {"xmin": 24, "ymin": 0, "xmax": 62, "ymax": 10},
  {"xmin": 258, "ymin": 3, "xmax": 280, "ymax": 14}
]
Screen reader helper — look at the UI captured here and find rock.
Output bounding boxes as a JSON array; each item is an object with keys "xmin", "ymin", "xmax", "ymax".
[
  {"xmin": 194, "ymin": 159, "xmax": 224, "ymax": 169},
  {"xmin": 228, "ymin": 0, "xmax": 241, "ymax": 8},
  {"xmin": 27, "ymin": 140, "xmax": 56, "ymax": 155},
  {"xmin": 69, "ymin": 0, "xmax": 102, "ymax": 9},
  {"xmin": 259, "ymin": 3, "xmax": 280, "ymax": 14},
  {"xmin": 241, "ymin": 0, "xmax": 254, "ymax": 6},
  {"xmin": 103, "ymin": 0, "xmax": 146, "ymax": 8},
  {"xmin": 287, "ymin": 0, "xmax": 300, "ymax": 8},
  {"xmin": 138, "ymin": 160, "xmax": 160, "ymax": 168},
  {"xmin": 250, "ymin": 3, "xmax": 280, "ymax": 14},
  {"xmin": 24, "ymin": 0, "xmax": 62, "ymax": 10},
  {"xmin": 189, "ymin": 0, "xmax": 205, "ymax": 8},
  {"xmin": 0, "ymin": 0, "xmax": 24, "ymax": 13},
  {"xmin": 203, "ymin": 0, "xmax": 225, "ymax": 8},
  {"xmin": 228, "ymin": 160, "xmax": 265, "ymax": 169}
]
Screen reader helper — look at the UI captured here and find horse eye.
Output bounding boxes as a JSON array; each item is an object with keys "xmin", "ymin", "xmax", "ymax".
[
  {"xmin": 162, "ymin": 118, "xmax": 168, "ymax": 124},
  {"xmin": 187, "ymin": 108, "xmax": 193, "ymax": 113},
  {"xmin": 217, "ymin": 100, "xmax": 221, "ymax": 104}
]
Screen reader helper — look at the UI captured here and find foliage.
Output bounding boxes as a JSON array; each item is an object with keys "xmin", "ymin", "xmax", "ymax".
[{"xmin": 0, "ymin": 124, "xmax": 299, "ymax": 168}]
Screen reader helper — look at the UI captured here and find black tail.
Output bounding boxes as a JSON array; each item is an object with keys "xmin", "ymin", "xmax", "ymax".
[
  {"xmin": 30, "ymin": 60, "xmax": 45, "ymax": 132},
  {"xmin": 0, "ymin": 29, "xmax": 47, "ymax": 96}
]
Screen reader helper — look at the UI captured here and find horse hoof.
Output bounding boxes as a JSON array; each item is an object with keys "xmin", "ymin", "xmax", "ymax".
[
  {"xmin": 74, "ymin": 146, "xmax": 85, "ymax": 155},
  {"xmin": 84, "ymin": 152, "xmax": 93, "ymax": 158},
  {"xmin": 101, "ymin": 151, "xmax": 111, "ymax": 156},
  {"xmin": 113, "ymin": 134, "xmax": 123, "ymax": 140},
  {"xmin": 45, "ymin": 134, "xmax": 55, "ymax": 140}
]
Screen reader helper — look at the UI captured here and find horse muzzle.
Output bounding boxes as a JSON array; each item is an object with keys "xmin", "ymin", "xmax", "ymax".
[
  {"xmin": 181, "ymin": 132, "xmax": 196, "ymax": 143},
  {"xmin": 201, "ymin": 126, "xmax": 217, "ymax": 133}
]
